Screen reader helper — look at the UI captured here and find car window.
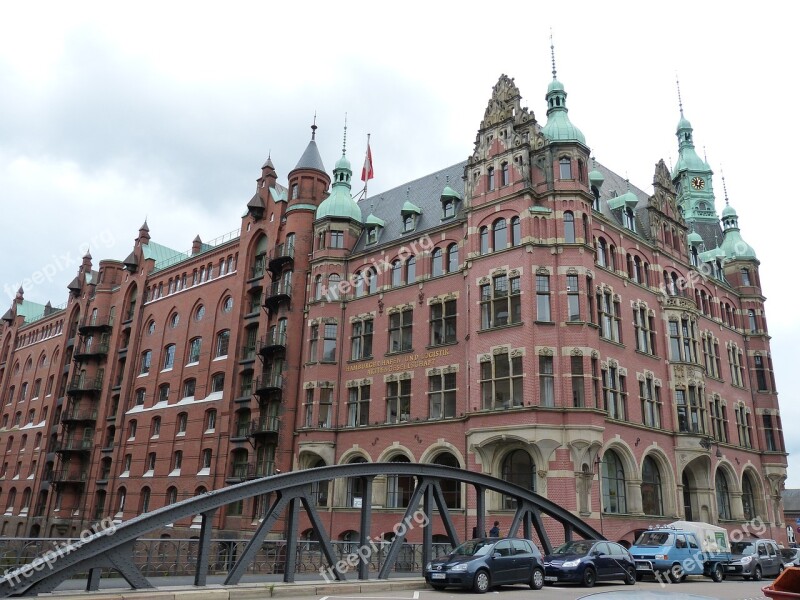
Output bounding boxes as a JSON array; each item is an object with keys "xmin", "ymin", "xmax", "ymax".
[
  {"xmin": 594, "ymin": 542, "xmax": 611, "ymax": 555},
  {"xmin": 634, "ymin": 532, "xmax": 673, "ymax": 546},
  {"xmin": 688, "ymin": 537, "xmax": 699, "ymax": 550},
  {"xmin": 494, "ymin": 540, "xmax": 512, "ymax": 557},
  {"xmin": 758, "ymin": 543, "xmax": 767, "ymax": 557},
  {"xmin": 607, "ymin": 543, "xmax": 623, "ymax": 556},
  {"xmin": 553, "ymin": 540, "xmax": 593, "ymax": 555},
  {"xmin": 512, "ymin": 540, "xmax": 530, "ymax": 555},
  {"xmin": 675, "ymin": 535, "xmax": 687, "ymax": 549},
  {"xmin": 732, "ymin": 541, "xmax": 756, "ymax": 555},
  {"xmin": 768, "ymin": 544, "xmax": 777, "ymax": 557},
  {"xmin": 781, "ymin": 548, "xmax": 797, "ymax": 560}
]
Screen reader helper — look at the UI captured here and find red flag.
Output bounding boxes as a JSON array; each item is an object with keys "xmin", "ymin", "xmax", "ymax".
[{"xmin": 361, "ymin": 142, "xmax": 374, "ymax": 181}]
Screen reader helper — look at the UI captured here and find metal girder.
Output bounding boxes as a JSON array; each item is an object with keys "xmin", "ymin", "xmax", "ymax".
[{"xmin": 0, "ymin": 463, "xmax": 603, "ymax": 597}]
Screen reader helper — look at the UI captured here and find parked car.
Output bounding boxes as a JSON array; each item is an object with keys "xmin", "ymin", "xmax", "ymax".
[
  {"xmin": 425, "ymin": 537, "xmax": 545, "ymax": 593},
  {"xmin": 543, "ymin": 540, "xmax": 636, "ymax": 587},
  {"xmin": 629, "ymin": 521, "xmax": 731, "ymax": 582},
  {"xmin": 781, "ymin": 547, "xmax": 800, "ymax": 567},
  {"xmin": 727, "ymin": 538, "xmax": 784, "ymax": 580}
]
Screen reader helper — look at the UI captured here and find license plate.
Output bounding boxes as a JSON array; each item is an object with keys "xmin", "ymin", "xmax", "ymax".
[
  {"xmin": 636, "ymin": 565, "xmax": 651, "ymax": 571},
  {"xmin": 544, "ymin": 576, "xmax": 558, "ymax": 582},
  {"xmin": 431, "ymin": 573, "xmax": 446, "ymax": 579}
]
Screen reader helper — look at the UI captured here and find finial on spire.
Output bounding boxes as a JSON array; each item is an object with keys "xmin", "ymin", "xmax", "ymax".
[
  {"xmin": 721, "ymin": 168, "xmax": 730, "ymax": 205},
  {"xmin": 550, "ymin": 29, "xmax": 557, "ymax": 80},
  {"xmin": 625, "ymin": 176, "xmax": 630, "ymax": 192},
  {"xmin": 703, "ymin": 145, "xmax": 708, "ymax": 162},
  {"xmin": 342, "ymin": 113, "xmax": 348, "ymax": 156},
  {"xmin": 311, "ymin": 112, "xmax": 318, "ymax": 140},
  {"xmin": 591, "ymin": 156, "xmax": 597, "ymax": 169},
  {"xmin": 676, "ymin": 74, "xmax": 684, "ymax": 117}
]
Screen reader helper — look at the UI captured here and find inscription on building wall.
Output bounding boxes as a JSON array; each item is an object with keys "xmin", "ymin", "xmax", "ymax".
[{"xmin": 345, "ymin": 348, "xmax": 452, "ymax": 375}]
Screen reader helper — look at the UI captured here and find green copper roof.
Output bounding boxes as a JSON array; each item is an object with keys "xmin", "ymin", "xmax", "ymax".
[
  {"xmin": 541, "ymin": 78, "xmax": 585, "ymax": 144},
  {"xmin": 441, "ymin": 185, "xmax": 462, "ymax": 200},
  {"xmin": 607, "ymin": 191, "xmax": 638, "ymax": 211},
  {"xmin": 672, "ymin": 112, "xmax": 710, "ymax": 177},
  {"xmin": 589, "ymin": 169, "xmax": 604, "ymax": 187},
  {"xmin": 17, "ymin": 299, "xmax": 48, "ymax": 323},
  {"xmin": 316, "ymin": 152, "xmax": 362, "ymax": 223},
  {"xmin": 366, "ymin": 213, "xmax": 385, "ymax": 227},
  {"xmin": 720, "ymin": 204, "xmax": 757, "ymax": 260},
  {"xmin": 721, "ymin": 204, "xmax": 737, "ymax": 219},
  {"xmin": 401, "ymin": 200, "xmax": 422, "ymax": 215},
  {"xmin": 688, "ymin": 231, "xmax": 703, "ymax": 245},
  {"xmin": 142, "ymin": 241, "xmax": 187, "ymax": 270}
]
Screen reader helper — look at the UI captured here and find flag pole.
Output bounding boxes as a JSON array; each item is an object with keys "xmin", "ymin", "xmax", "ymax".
[{"xmin": 364, "ymin": 133, "xmax": 371, "ymax": 201}]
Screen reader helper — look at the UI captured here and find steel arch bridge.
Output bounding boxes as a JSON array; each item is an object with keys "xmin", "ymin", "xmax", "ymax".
[{"xmin": 0, "ymin": 463, "xmax": 603, "ymax": 597}]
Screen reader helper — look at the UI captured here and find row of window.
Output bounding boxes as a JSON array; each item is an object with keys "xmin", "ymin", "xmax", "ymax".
[
  {"xmin": 12, "ymin": 320, "xmax": 64, "ymax": 350},
  {"xmin": 141, "ymin": 330, "xmax": 231, "ymax": 374},
  {"xmin": 133, "ymin": 372, "xmax": 225, "ymax": 409},
  {"xmin": 146, "ymin": 255, "xmax": 237, "ymax": 303}
]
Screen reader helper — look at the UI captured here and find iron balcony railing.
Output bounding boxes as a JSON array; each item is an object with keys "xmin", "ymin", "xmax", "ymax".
[
  {"xmin": 268, "ymin": 243, "xmax": 295, "ymax": 271},
  {"xmin": 66, "ymin": 376, "xmax": 104, "ymax": 393},
  {"xmin": 257, "ymin": 330, "xmax": 287, "ymax": 354},
  {"xmin": 253, "ymin": 374, "xmax": 283, "ymax": 394},
  {"xmin": 54, "ymin": 438, "xmax": 94, "ymax": 452},
  {"xmin": 61, "ymin": 408, "xmax": 98, "ymax": 423},
  {"xmin": 78, "ymin": 315, "xmax": 114, "ymax": 333},
  {"xmin": 49, "ymin": 469, "xmax": 89, "ymax": 483},
  {"xmin": 249, "ymin": 416, "xmax": 280, "ymax": 436}
]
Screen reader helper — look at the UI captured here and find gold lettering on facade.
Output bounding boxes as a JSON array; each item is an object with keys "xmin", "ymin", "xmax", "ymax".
[{"xmin": 344, "ymin": 348, "xmax": 452, "ymax": 376}]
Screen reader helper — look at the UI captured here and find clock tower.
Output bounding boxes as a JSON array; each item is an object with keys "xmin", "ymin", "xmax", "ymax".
[{"xmin": 671, "ymin": 93, "xmax": 718, "ymax": 224}]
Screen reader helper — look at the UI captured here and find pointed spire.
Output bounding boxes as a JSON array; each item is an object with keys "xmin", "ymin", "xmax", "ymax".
[
  {"xmin": 15, "ymin": 287, "xmax": 24, "ymax": 302},
  {"xmin": 550, "ymin": 28, "xmax": 557, "ymax": 81},
  {"xmin": 311, "ymin": 112, "xmax": 317, "ymax": 141},
  {"xmin": 542, "ymin": 33, "xmax": 585, "ymax": 144},
  {"xmin": 293, "ymin": 118, "xmax": 326, "ymax": 173},
  {"xmin": 342, "ymin": 113, "xmax": 348, "ymax": 156},
  {"xmin": 676, "ymin": 74, "xmax": 684, "ymax": 117}
]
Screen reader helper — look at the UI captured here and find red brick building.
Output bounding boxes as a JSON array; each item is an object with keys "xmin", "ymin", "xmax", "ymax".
[{"xmin": 0, "ymin": 71, "xmax": 788, "ymax": 547}]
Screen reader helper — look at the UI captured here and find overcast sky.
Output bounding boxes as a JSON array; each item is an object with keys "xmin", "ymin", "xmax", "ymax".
[{"xmin": 1, "ymin": 2, "xmax": 798, "ymax": 487}]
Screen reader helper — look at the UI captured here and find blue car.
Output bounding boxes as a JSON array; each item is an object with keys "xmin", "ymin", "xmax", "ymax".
[
  {"xmin": 425, "ymin": 537, "xmax": 545, "ymax": 593},
  {"xmin": 543, "ymin": 540, "xmax": 636, "ymax": 587}
]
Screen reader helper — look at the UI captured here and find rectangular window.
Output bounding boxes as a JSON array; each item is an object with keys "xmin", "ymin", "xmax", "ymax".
[
  {"xmin": 330, "ymin": 230, "xmax": 344, "ymax": 248},
  {"xmin": 183, "ymin": 378, "xmax": 196, "ymax": 398},
  {"xmin": 188, "ymin": 338, "xmax": 201, "ymax": 363},
  {"xmin": 536, "ymin": 275, "xmax": 551, "ymax": 322},
  {"xmin": 216, "ymin": 331, "xmax": 230, "ymax": 357},
  {"xmin": 389, "ymin": 309, "xmax": 413, "ymax": 353},
  {"xmin": 430, "ymin": 300, "xmax": 457, "ymax": 346},
  {"xmin": 709, "ymin": 398, "xmax": 727, "ymax": 442},
  {"xmin": 754, "ymin": 355, "xmax": 768, "ymax": 391},
  {"xmin": 347, "ymin": 384, "xmax": 370, "ymax": 427},
  {"xmin": 763, "ymin": 414, "xmax": 778, "ymax": 451},
  {"xmin": 597, "ymin": 291, "xmax": 621, "ymax": 342},
  {"xmin": 386, "ymin": 380, "xmax": 411, "ymax": 423},
  {"xmin": 602, "ymin": 366, "xmax": 626, "ymax": 420},
  {"xmin": 304, "ymin": 388, "xmax": 314, "ymax": 428},
  {"xmin": 539, "ymin": 355, "xmax": 554, "ymax": 406},
  {"xmin": 634, "ymin": 307, "xmax": 655, "ymax": 355},
  {"xmin": 480, "ymin": 353, "xmax": 523, "ymax": 410},
  {"xmin": 640, "ymin": 378, "xmax": 661, "ymax": 428},
  {"xmin": 318, "ymin": 388, "xmax": 332, "ymax": 428},
  {"xmin": 140, "ymin": 350, "xmax": 152, "ymax": 374},
  {"xmin": 309, "ymin": 324, "xmax": 319, "ymax": 362},
  {"xmin": 571, "ymin": 355, "xmax": 585, "ymax": 407},
  {"xmin": 163, "ymin": 345, "xmax": 175, "ymax": 370},
  {"xmin": 350, "ymin": 319, "xmax": 373, "ymax": 361},
  {"xmin": 566, "ymin": 275, "xmax": 580, "ymax": 321},
  {"xmin": 429, "ymin": 372, "xmax": 456, "ymax": 419},
  {"xmin": 322, "ymin": 323, "xmax": 338, "ymax": 362},
  {"xmin": 480, "ymin": 275, "xmax": 521, "ymax": 329}
]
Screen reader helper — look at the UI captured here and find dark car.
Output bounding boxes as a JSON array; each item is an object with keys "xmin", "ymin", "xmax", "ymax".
[
  {"xmin": 543, "ymin": 540, "xmax": 636, "ymax": 587},
  {"xmin": 781, "ymin": 547, "xmax": 800, "ymax": 567},
  {"xmin": 425, "ymin": 537, "xmax": 545, "ymax": 593}
]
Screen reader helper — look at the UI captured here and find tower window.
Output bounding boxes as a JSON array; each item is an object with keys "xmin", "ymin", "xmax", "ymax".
[{"xmin": 559, "ymin": 157, "xmax": 572, "ymax": 179}]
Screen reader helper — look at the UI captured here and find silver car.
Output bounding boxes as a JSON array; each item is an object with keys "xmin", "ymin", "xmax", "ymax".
[{"xmin": 726, "ymin": 539, "xmax": 784, "ymax": 580}]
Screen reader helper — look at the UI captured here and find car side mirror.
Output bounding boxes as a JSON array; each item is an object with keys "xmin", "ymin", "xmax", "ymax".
[
  {"xmin": 493, "ymin": 552, "xmax": 502, "ymax": 559},
  {"xmin": 592, "ymin": 551, "xmax": 603, "ymax": 556}
]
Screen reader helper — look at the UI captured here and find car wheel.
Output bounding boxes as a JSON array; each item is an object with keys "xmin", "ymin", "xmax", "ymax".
[
  {"xmin": 711, "ymin": 563, "xmax": 724, "ymax": 582},
  {"xmin": 668, "ymin": 564, "xmax": 683, "ymax": 583},
  {"xmin": 753, "ymin": 565, "xmax": 763, "ymax": 582},
  {"xmin": 582, "ymin": 566, "xmax": 596, "ymax": 587},
  {"xmin": 530, "ymin": 567, "xmax": 544, "ymax": 590},
  {"xmin": 624, "ymin": 566, "xmax": 636, "ymax": 585},
  {"xmin": 777, "ymin": 565, "xmax": 785, "ymax": 579},
  {"xmin": 430, "ymin": 584, "xmax": 446, "ymax": 591},
  {"xmin": 473, "ymin": 569, "xmax": 491, "ymax": 594}
]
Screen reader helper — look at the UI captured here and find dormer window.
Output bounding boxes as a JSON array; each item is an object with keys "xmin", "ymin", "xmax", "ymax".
[
  {"xmin": 403, "ymin": 214, "xmax": 416, "ymax": 232},
  {"xmin": 367, "ymin": 228, "xmax": 378, "ymax": 245},
  {"xmin": 623, "ymin": 207, "xmax": 636, "ymax": 232},
  {"xmin": 442, "ymin": 200, "xmax": 455, "ymax": 220}
]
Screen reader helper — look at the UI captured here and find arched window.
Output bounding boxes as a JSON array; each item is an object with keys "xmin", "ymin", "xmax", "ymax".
[
  {"xmin": 309, "ymin": 458, "xmax": 328, "ymax": 506},
  {"xmin": 431, "ymin": 248, "xmax": 444, "ymax": 277},
  {"xmin": 314, "ymin": 275, "xmax": 323, "ymax": 300},
  {"xmin": 501, "ymin": 162, "xmax": 509, "ymax": 186},
  {"xmin": 501, "ymin": 450, "xmax": 535, "ymax": 509},
  {"xmin": 596, "ymin": 238, "xmax": 608, "ymax": 267},
  {"xmin": 446, "ymin": 244, "xmax": 459, "ymax": 273},
  {"xmin": 365, "ymin": 268, "xmax": 378, "ymax": 294},
  {"xmin": 480, "ymin": 227, "xmax": 489, "ymax": 254},
  {"xmin": 391, "ymin": 260, "xmax": 402, "ymax": 287},
  {"xmin": 346, "ymin": 456, "xmax": 368, "ymax": 507},
  {"xmin": 601, "ymin": 451, "xmax": 627, "ymax": 514},
  {"xmin": 353, "ymin": 271, "xmax": 365, "ymax": 298},
  {"xmin": 433, "ymin": 453, "xmax": 461, "ymax": 508},
  {"xmin": 140, "ymin": 487, "xmax": 151, "ymax": 513},
  {"xmin": 387, "ymin": 455, "xmax": 412, "ymax": 508},
  {"xmin": 564, "ymin": 211, "xmax": 575, "ymax": 243},
  {"xmin": 510, "ymin": 217, "xmax": 521, "ymax": 246},
  {"xmin": 716, "ymin": 471, "xmax": 731, "ymax": 520},
  {"xmin": 487, "ymin": 167, "xmax": 495, "ymax": 190},
  {"xmin": 405, "ymin": 256, "xmax": 416, "ymax": 283},
  {"xmin": 742, "ymin": 474, "xmax": 756, "ymax": 521},
  {"xmin": 641, "ymin": 456, "xmax": 663, "ymax": 516},
  {"xmin": 492, "ymin": 219, "xmax": 507, "ymax": 250}
]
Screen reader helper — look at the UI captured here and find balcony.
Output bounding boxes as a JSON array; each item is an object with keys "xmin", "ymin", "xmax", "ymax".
[
  {"xmin": 257, "ymin": 330, "xmax": 287, "ymax": 356},
  {"xmin": 232, "ymin": 421, "xmax": 252, "ymax": 440},
  {"xmin": 61, "ymin": 408, "xmax": 99, "ymax": 423},
  {"xmin": 66, "ymin": 375, "xmax": 104, "ymax": 394},
  {"xmin": 264, "ymin": 282, "xmax": 292, "ymax": 312},
  {"xmin": 55, "ymin": 438, "xmax": 93, "ymax": 453},
  {"xmin": 73, "ymin": 341, "xmax": 110, "ymax": 360},
  {"xmin": 226, "ymin": 462, "xmax": 273, "ymax": 483},
  {"xmin": 253, "ymin": 374, "xmax": 283, "ymax": 396},
  {"xmin": 78, "ymin": 316, "xmax": 114, "ymax": 334},
  {"xmin": 240, "ymin": 344, "xmax": 257, "ymax": 363},
  {"xmin": 50, "ymin": 469, "xmax": 89, "ymax": 484},
  {"xmin": 268, "ymin": 243, "xmax": 295, "ymax": 273},
  {"xmin": 249, "ymin": 416, "xmax": 280, "ymax": 438},
  {"xmin": 250, "ymin": 261, "xmax": 267, "ymax": 281}
]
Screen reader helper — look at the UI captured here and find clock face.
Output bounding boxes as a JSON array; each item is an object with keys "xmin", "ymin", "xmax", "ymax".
[{"xmin": 691, "ymin": 176, "xmax": 705, "ymax": 190}]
